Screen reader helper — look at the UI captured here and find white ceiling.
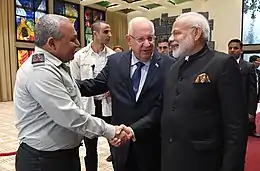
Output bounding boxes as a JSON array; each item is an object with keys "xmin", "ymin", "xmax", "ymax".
[{"xmin": 80, "ymin": 0, "xmax": 204, "ymax": 14}]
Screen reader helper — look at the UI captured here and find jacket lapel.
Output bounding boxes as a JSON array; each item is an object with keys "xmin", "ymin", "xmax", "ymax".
[
  {"xmin": 138, "ymin": 51, "xmax": 161, "ymax": 100},
  {"xmin": 119, "ymin": 51, "xmax": 136, "ymax": 101}
]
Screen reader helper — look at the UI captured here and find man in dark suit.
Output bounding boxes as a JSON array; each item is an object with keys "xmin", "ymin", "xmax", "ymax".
[
  {"xmin": 228, "ymin": 39, "xmax": 259, "ymax": 138},
  {"xmin": 77, "ymin": 17, "xmax": 175, "ymax": 171},
  {"xmin": 161, "ymin": 12, "xmax": 248, "ymax": 171},
  {"xmin": 248, "ymin": 55, "xmax": 260, "ymax": 137}
]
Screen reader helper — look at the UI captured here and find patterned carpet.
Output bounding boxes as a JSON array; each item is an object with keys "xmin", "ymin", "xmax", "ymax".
[
  {"xmin": 0, "ymin": 102, "xmax": 113, "ymax": 171},
  {"xmin": 1, "ymin": 101, "xmax": 260, "ymax": 171}
]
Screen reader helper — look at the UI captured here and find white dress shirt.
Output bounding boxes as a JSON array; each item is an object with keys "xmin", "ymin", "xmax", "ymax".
[
  {"xmin": 130, "ymin": 52, "xmax": 150, "ymax": 101},
  {"xmin": 70, "ymin": 42, "xmax": 115, "ymax": 116}
]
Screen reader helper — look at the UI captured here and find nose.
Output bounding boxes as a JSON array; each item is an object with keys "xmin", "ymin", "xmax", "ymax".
[
  {"xmin": 168, "ymin": 35, "xmax": 174, "ymax": 43},
  {"xmin": 108, "ymin": 32, "xmax": 112, "ymax": 37},
  {"xmin": 143, "ymin": 39, "xmax": 150, "ymax": 47}
]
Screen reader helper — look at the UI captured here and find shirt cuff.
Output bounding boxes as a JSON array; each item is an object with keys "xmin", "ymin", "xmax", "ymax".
[
  {"xmin": 103, "ymin": 123, "xmax": 115, "ymax": 140},
  {"xmin": 129, "ymin": 127, "xmax": 136, "ymax": 142}
]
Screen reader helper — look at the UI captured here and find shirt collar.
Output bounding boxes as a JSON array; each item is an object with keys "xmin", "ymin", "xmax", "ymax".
[
  {"xmin": 89, "ymin": 42, "xmax": 107, "ymax": 56},
  {"xmin": 34, "ymin": 46, "xmax": 63, "ymax": 67},
  {"xmin": 236, "ymin": 57, "xmax": 241, "ymax": 64},
  {"xmin": 131, "ymin": 51, "xmax": 151, "ymax": 67}
]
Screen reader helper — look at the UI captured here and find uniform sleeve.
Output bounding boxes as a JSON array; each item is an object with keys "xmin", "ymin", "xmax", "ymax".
[
  {"xmin": 218, "ymin": 57, "xmax": 248, "ymax": 171},
  {"xmin": 27, "ymin": 66, "xmax": 115, "ymax": 140},
  {"xmin": 70, "ymin": 52, "xmax": 81, "ymax": 80}
]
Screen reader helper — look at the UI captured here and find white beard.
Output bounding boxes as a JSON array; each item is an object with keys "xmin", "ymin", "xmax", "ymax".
[{"xmin": 172, "ymin": 35, "xmax": 194, "ymax": 58}]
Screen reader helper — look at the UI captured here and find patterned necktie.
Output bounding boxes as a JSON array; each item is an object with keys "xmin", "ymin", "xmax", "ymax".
[{"xmin": 132, "ymin": 62, "xmax": 145, "ymax": 96}]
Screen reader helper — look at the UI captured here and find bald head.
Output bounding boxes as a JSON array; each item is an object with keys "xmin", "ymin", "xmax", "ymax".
[{"xmin": 128, "ymin": 17, "xmax": 155, "ymax": 35}]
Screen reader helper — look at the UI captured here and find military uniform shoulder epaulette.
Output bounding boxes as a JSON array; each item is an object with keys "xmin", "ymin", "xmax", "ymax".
[{"xmin": 32, "ymin": 53, "xmax": 45, "ymax": 66}]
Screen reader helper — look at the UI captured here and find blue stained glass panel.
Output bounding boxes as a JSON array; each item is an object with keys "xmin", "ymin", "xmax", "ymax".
[
  {"xmin": 16, "ymin": 0, "xmax": 33, "ymax": 8},
  {"xmin": 16, "ymin": 0, "xmax": 47, "ymax": 42},
  {"xmin": 34, "ymin": 0, "xmax": 47, "ymax": 11},
  {"xmin": 54, "ymin": 2, "xmax": 64, "ymax": 15},
  {"xmin": 16, "ymin": 7, "xmax": 34, "ymax": 18},
  {"xmin": 16, "ymin": 7, "xmax": 27, "ymax": 16}
]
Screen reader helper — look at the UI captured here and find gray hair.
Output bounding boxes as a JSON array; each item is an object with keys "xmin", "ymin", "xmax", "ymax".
[
  {"xmin": 128, "ymin": 17, "xmax": 155, "ymax": 35},
  {"xmin": 176, "ymin": 12, "xmax": 210, "ymax": 41},
  {"xmin": 35, "ymin": 14, "xmax": 70, "ymax": 47}
]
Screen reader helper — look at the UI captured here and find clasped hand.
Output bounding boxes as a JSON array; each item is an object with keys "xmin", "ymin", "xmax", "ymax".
[{"xmin": 109, "ymin": 125, "xmax": 133, "ymax": 147}]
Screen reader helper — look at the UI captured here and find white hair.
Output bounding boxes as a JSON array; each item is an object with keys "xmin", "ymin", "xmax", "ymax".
[
  {"xmin": 35, "ymin": 14, "xmax": 70, "ymax": 47},
  {"xmin": 176, "ymin": 12, "xmax": 210, "ymax": 41},
  {"xmin": 128, "ymin": 17, "xmax": 155, "ymax": 35}
]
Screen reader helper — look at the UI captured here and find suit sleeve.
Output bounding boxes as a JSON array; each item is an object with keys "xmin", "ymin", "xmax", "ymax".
[
  {"xmin": 77, "ymin": 59, "xmax": 109, "ymax": 97},
  {"xmin": 218, "ymin": 57, "xmax": 248, "ymax": 171},
  {"xmin": 130, "ymin": 57, "xmax": 175, "ymax": 140},
  {"xmin": 247, "ymin": 64, "xmax": 257, "ymax": 116}
]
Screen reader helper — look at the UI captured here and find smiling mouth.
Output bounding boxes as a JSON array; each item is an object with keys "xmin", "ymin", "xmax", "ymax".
[{"xmin": 171, "ymin": 44, "xmax": 179, "ymax": 50}]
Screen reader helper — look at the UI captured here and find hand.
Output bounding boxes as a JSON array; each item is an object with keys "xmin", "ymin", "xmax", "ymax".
[
  {"xmin": 109, "ymin": 125, "xmax": 125, "ymax": 147},
  {"xmin": 104, "ymin": 92, "xmax": 111, "ymax": 98},
  {"xmin": 248, "ymin": 114, "xmax": 255, "ymax": 122},
  {"xmin": 109, "ymin": 125, "xmax": 133, "ymax": 147},
  {"xmin": 119, "ymin": 124, "xmax": 134, "ymax": 140}
]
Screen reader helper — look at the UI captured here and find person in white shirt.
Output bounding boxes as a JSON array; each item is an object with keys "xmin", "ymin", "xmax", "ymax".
[{"xmin": 70, "ymin": 21, "xmax": 115, "ymax": 171}]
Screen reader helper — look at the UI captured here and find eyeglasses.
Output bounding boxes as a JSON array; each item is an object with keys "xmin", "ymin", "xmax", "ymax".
[{"xmin": 129, "ymin": 35, "xmax": 156, "ymax": 43}]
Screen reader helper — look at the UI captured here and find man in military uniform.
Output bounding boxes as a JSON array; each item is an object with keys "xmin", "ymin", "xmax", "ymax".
[
  {"xmin": 14, "ymin": 14, "xmax": 129, "ymax": 171},
  {"xmin": 161, "ymin": 12, "xmax": 248, "ymax": 171}
]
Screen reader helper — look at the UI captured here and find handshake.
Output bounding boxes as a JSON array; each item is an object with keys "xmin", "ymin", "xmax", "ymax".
[{"xmin": 109, "ymin": 125, "xmax": 134, "ymax": 147}]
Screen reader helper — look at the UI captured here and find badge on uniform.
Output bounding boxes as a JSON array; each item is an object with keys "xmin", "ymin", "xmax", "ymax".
[
  {"xmin": 32, "ymin": 53, "xmax": 45, "ymax": 64},
  {"xmin": 194, "ymin": 73, "xmax": 211, "ymax": 83}
]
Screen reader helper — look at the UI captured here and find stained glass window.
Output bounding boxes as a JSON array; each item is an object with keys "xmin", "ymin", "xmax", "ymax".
[
  {"xmin": 54, "ymin": 1, "xmax": 80, "ymax": 41},
  {"xmin": 17, "ymin": 48, "xmax": 34, "ymax": 68},
  {"xmin": 242, "ymin": 0, "xmax": 260, "ymax": 44},
  {"xmin": 16, "ymin": 0, "xmax": 48, "ymax": 42},
  {"xmin": 84, "ymin": 7, "xmax": 106, "ymax": 45}
]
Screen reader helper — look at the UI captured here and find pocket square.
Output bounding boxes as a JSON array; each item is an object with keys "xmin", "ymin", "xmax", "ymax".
[{"xmin": 194, "ymin": 73, "xmax": 211, "ymax": 83}]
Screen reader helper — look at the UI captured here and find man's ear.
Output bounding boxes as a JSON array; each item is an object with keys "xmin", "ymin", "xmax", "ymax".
[
  {"xmin": 194, "ymin": 27, "xmax": 203, "ymax": 41},
  {"xmin": 126, "ymin": 34, "xmax": 131, "ymax": 46},
  {"xmin": 46, "ymin": 37, "xmax": 57, "ymax": 50}
]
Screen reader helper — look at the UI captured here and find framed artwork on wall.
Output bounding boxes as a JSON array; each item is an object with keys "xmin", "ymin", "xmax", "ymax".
[
  {"xmin": 17, "ymin": 48, "xmax": 34, "ymax": 68},
  {"xmin": 15, "ymin": 0, "xmax": 48, "ymax": 42},
  {"xmin": 84, "ymin": 7, "xmax": 105, "ymax": 45},
  {"xmin": 242, "ymin": 0, "xmax": 260, "ymax": 45},
  {"xmin": 54, "ymin": 0, "xmax": 80, "ymax": 41}
]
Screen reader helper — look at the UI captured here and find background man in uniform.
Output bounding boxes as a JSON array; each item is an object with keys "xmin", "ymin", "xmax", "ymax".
[
  {"xmin": 161, "ymin": 12, "xmax": 248, "ymax": 171},
  {"xmin": 77, "ymin": 17, "xmax": 175, "ymax": 171},
  {"xmin": 14, "ymin": 14, "xmax": 129, "ymax": 171},
  {"xmin": 70, "ymin": 20, "xmax": 115, "ymax": 171},
  {"xmin": 228, "ymin": 39, "xmax": 259, "ymax": 138}
]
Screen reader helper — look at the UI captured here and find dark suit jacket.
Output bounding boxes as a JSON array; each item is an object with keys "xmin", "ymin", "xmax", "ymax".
[
  {"xmin": 256, "ymin": 69, "xmax": 260, "ymax": 101},
  {"xmin": 78, "ymin": 50, "xmax": 175, "ymax": 171},
  {"xmin": 239, "ymin": 59, "xmax": 257, "ymax": 116},
  {"xmin": 161, "ymin": 46, "xmax": 248, "ymax": 171}
]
